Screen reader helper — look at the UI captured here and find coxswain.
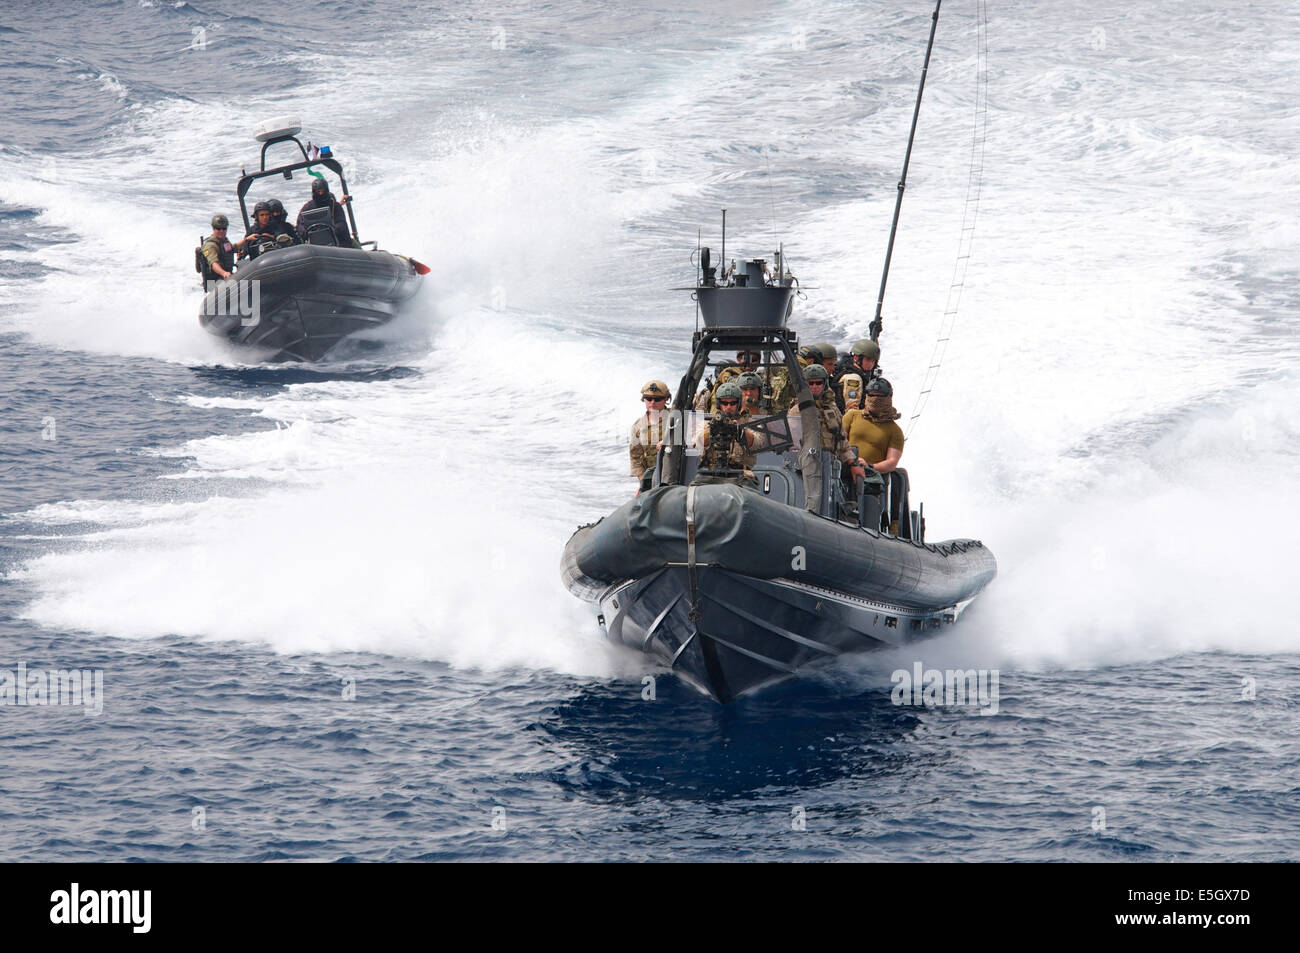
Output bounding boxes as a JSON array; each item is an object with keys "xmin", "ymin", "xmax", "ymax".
[{"xmin": 242, "ymin": 201, "xmax": 275, "ymax": 259}]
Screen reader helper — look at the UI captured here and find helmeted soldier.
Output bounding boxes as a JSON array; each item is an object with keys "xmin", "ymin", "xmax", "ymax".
[
  {"xmin": 736, "ymin": 371, "xmax": 765, "ymax": 416},
  {"xmin": 242, "ymin": 201, "xmax": 276, "ymax": 260},
  {"xmin": 842, "ymin": 376, "xmax": 905, "ymax": 530},
  {"xmin": 796, "ymin": 343, "xmax": 822, "ymax": 371},
  {"xmin": 849, "ymin": 338, "xmax": 882, "ymax": 380},
  {"xmin": 815, "ymin": 342, "xmax": 838, "ymax": 378},
  {"xmin": 792, "ymin": 362, "xmax": 864, "ymax": 474},
  {"xmin": 692, "ymin": 381, "xmax": 759, "ymax": 487},
  {"xmin": 766, "ymin": 351, "xmax": 795, "ymax": 410},
  {"xmin": 779, "ymin": 344, "xmax": 824, "ymax": 410},
  {"xmin": 734, "ymin": 349, "xmax": 761, "ymax": 373},
  {"xmin": 630, "ymin": 379, "xmax": 670, "ymax": 483},
  {"xmin": 200, "ymin": 213, "xmax": 239, "ymax": 280},
  {"xmin": 841, "ymin": 376, "xmax": 903, "ymax": 475},
  {"xmin": 814, "ymin": 342, "xmax": 844, "ymax": 410},
  {"xmin": 296, "ymin": 176, "xmax": 354, "ymax": 246},
  {"xmin": 264, "ymin": 198, "xmax": 297, "ymax": 245},
  {"xmin": 694, "ymin": 363, "xmax": 743, "ymax": 413},
  {"xmin": 837, "ymin": 338, "xmax": 881, "ymax": 412}
]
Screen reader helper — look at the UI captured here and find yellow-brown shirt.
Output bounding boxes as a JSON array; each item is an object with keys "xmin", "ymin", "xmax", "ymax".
[{"xmin": 842, "ymin": 410, "xmax": 904, "ymax": 465}]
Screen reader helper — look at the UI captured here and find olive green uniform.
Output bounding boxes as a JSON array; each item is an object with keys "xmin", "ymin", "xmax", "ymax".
[{"xmin": 201, "ymin": 233, "xmax": 235, "ymax": 277}]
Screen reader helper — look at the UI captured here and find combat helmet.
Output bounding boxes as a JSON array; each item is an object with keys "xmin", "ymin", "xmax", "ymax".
[
  {"xmin": 736, "ymin": 372, "xmax": 763, "ymax": 391},
  {"xmin": 797, "ymin": 344, "xmax": 822, "ymax": 366},
  {"xmin": 715, "ymin": 381, "xmax": 743, "ymax": 405},
  {"xmin": 851, "ymin": 338, "xmax": 881, "ymax": 361},
  {"xmin": 864, "ymin": 376, "xmax": 893, "ymax": 397},
  {"xmin": 210, "ymin": 213, "xmax": 229, "ymax": 229},
  {"xmin": 253, "ymin": 200, "xmax": 270, "ymax": 217},
  {"xmin": 266, "ymin": 198, "xmax": 286, "ymax": 219},
  {"xmin": 803, "ymin": 364, "xmax": 830, "ymax": 382},
  {"xmin": 815, "ymin": 343, "xmax": 838, "ymax": 363},
  {"xmin": 641, "ymin": 380, "xmax": 670, "ymax": 400}
]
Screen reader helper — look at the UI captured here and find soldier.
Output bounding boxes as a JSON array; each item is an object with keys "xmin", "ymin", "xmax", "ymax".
[
  {"xmin": 841, "ymin": 376, "xmax": 904, "ymax": 475},
  {"xmin": 242, "ymin": 201, "xmax": 276, "ymax": 260},
  {"xmin": 796, "ymin": 343, "xmax": 822, "ymax": 371},
  {"xmin": 849, "ymin": 338, "xmax": 882, "ymax": 380},
  {"xmin": 296, "ymin": 176, "xmax": 354, "ymax": 246},
  {"xmin": 694, "ymin": 363, "xmax": 742, "ymax": 413},
  {"xmin": 778, "ymin": 343, "xmax": 823, "ymax": 410},
  {"xmin": 200, "ymin": 214, "xmax": 241, "ymax": 280},
  {"xmin": 736, "ymin": 371, "xmax": 766, "ymax": 416},
  {"xmin": 815, "ymin": 342, "xmax": 839, "ymax": 378},
  {"xmin": 841, "ymin": 376, "xmax": 905, "ymax": 531},
  {"xmin": 765, "ymin": 351, "xmax": 794, "ymax": 410},
  {"xmin": 792, "ymin": 363, "xmax": 866, "ymax": 476},
  {"xmin": 834, "ymin": 338, "xmax": 883, "ymax": 412},
  {"xmin": 629, "ymin": 380, "xmax": 670, "ymax": 484},
  {"xmin": 692, "ymin": 381, "xmax": 759, "ymax": 487},
  {"xmin": 265, "ymin": 198, "xmax": 297, "ymax": 245},
  {"xmin": 735, "ymin": 349, "xmax": 761, "ymax": 373}
]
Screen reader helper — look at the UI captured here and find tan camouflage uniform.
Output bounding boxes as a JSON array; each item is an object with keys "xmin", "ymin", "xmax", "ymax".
[
  {"xmin": 629, "ymin": 412, "xmax": 665, "ymax": 479},
  {"xmin": 694, "ymin": 365, "xmax": 742, "ymax": 413}
]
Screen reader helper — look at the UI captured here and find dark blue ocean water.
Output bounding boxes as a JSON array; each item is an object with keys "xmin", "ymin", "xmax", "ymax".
[{"xmin": 2, "ymin": 0, "xmax": 1299, "ymax": 861}]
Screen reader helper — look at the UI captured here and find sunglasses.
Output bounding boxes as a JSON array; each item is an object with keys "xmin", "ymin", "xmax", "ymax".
[
  {"xmin": 808, "ymin": 380, "xmax": 826, "ymax": 386},
  {"xmin": 643, "ymin": 395, "xmax": 666, "ymax": 402},
  {"xmin": 718, "ymin": 400, "xmax": 740, "ymax": 407}
]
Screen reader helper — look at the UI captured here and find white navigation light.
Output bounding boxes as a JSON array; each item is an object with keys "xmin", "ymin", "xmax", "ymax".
[{"xmin": 254, "ymin": 117, "xmax": 303, "ymax": 142}]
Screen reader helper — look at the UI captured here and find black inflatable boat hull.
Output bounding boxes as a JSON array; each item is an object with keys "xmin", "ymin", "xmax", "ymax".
[
  {"xmin": 198, "ymin": 244, "xmax": 422, "ymax": 361},
  {"xmin": 561, "ymin": 483, "xmax": 996, "ymax": 702}
]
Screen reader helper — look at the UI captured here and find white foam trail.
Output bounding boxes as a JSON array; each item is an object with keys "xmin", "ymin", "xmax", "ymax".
[
  {"xmin": 875, "ymin": 374, "xmax": 1300, "ymax": 672},
  {"xmin": 15, "ymin": 462, "xmax": 627, "ymax": 678}
]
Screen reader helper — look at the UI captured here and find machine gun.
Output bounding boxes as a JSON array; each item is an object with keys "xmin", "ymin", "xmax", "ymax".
[{"xmin": 699, "ymin": 415, "xmax": 745, "ymax": 475}]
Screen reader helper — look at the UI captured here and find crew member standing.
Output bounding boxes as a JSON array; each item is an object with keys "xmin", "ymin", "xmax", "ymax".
[
  {"xmin": 200, "ymin": 214, "xmax": 242, "ymax": 280},
  {"xmin": 630, "ymin": 380, "xmax": 670, "ymax": 485},
  {"xmin": 841, "ymin": 377, "xmax": 904, "ymax": 475}
]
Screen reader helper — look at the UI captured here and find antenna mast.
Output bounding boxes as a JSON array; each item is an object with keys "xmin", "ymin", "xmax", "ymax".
[{"xmin": 871, "ymin": 0, "xmax": 943, "ymax": 342}]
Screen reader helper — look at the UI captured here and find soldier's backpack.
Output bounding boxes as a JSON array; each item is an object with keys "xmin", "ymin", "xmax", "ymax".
[{"xmin": 840, "ymin": 372, "xmax": 864, "ymax": 411}]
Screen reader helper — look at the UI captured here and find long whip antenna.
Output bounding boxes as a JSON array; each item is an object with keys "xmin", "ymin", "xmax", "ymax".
[
  {"xmin": 871, "ymin": 0, "xmax": 943, "ymax": 343},
  {"xmin": 907, "ymin": 0, "xmax": 989, "ymax": 437}
]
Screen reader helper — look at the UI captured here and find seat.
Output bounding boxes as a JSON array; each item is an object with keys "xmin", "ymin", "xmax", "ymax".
[{"xmin": 298, "ymin": 206, "xmax": 339, "ymax": 246}]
